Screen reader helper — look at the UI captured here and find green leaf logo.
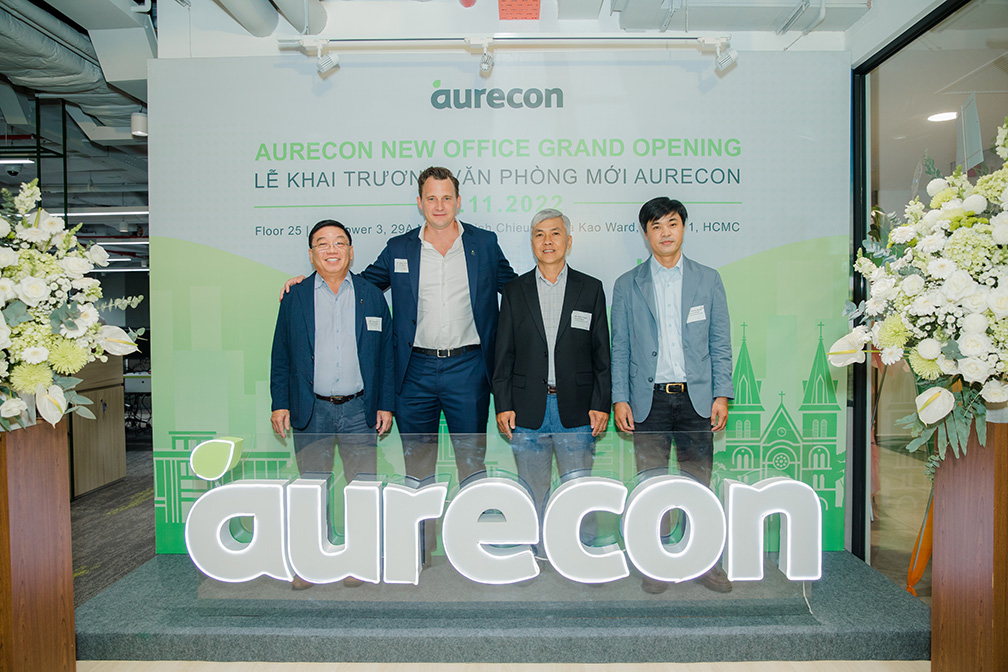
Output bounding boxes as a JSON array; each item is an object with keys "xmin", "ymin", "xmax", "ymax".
[
  {"xmin": 433, "ymin": 79, "xmax": 441, "ymax": 88},
  {"xmin": 189, "ymin": 437, "xmax": 244, "ymax": 481}
]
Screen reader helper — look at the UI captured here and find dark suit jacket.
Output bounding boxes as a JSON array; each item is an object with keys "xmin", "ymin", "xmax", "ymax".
[
  {"xmin": 270, "ymin": 272, "xmax": 394, "ymax": 430},
  {"xmin": 361, "ymin": 222, "xmax": 516, "ymax": 391},
  {"xmin": 493, "ymin": 266, "xmax": 611, "ymax": 429}
]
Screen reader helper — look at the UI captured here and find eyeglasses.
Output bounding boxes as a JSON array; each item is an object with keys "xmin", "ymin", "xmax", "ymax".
[{"xmin": 311, "ymin": 241, "xmax": 349, "ymax": 251}]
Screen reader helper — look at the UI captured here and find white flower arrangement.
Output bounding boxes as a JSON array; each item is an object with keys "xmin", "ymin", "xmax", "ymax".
[
  {"xmin": 830, "ymin": 117, "xmax": 1008, "ymax": 475},
  {"xmin": 0, "ymin": 180, "xmax": 143, "ymax": 430}
]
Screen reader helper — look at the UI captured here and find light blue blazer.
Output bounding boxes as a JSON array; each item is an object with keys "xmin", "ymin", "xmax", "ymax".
[{"xmin": 610, "ymin": 255, "xmax": 733, "ymax": 422}]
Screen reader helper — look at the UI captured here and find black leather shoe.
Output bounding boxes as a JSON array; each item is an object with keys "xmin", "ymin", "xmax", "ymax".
[{"xmin": 697, "ymin": 566, "xmax": 732, "ymax": 593}]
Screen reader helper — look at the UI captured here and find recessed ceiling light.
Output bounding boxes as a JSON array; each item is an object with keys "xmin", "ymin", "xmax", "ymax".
[{"xmin": 928, "ymin": 112, "xmax": 957, "ymax": 122}]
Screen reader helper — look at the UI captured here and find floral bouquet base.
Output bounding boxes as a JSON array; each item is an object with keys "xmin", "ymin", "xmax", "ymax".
[
  {"xmin": 0, "ymin": 180, "xmax": 142, "ymax": 431},
  {"xmin": 830, "ymin": 116, "xmax": 1008, "ymax": 474}
]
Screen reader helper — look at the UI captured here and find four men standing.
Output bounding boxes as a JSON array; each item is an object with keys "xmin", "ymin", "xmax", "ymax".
[{"xmin": 269, "ymin": 170, "xmax": 733, "ymax": 592}]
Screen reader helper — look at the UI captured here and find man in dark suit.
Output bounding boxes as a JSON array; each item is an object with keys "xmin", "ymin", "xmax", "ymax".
[
  {"xmin": 270, "ymin": 220, "xmax": 394, "ymax": 586},
  {"xmin": 361, "ymin": 166, "xmax": 516, "ymax": 563},
  {"xmin": 493, "ymin": 209, "xmax": 610, "ymax": 553},
  {"xmin": 611, "ymin": 197, "xmax": 733, "ymax": 594}
]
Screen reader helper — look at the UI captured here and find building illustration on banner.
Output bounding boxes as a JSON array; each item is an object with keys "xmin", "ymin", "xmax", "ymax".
[{"xmin": 719, "ymin": 323, "xmax": 845, "ymax": 518}]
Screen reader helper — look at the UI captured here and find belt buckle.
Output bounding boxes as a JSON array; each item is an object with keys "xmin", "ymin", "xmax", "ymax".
[
  {"xmin": 436, "ymin": 348, "xmax": 450, "ymax": 358},
  {"xmin": 664, "ymin": 383, "xmax": 683, "ymax": 394}
]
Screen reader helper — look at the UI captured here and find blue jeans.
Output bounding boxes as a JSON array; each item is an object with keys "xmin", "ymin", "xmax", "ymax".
[
  {"xmin": 293, "ymin": 394, "xmax": 376, "ymax": 483},
  {"xmin": 512, "ymin": 394, "xmax": 596, "ymax": 552}
]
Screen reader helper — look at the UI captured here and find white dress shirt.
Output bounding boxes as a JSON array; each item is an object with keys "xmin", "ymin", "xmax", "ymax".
[
  {"xmin": 651, "ymin": 255, "xmax": 687, "ymax": 383},
  {"xmin": 413, "ymin": 223, "xmax": 480, "ymax": 349}
]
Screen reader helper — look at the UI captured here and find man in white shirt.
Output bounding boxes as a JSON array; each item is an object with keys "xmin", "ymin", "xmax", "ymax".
[{"xmin": 361, "ymin": 166, "xmax": 516, "ymax": 564}]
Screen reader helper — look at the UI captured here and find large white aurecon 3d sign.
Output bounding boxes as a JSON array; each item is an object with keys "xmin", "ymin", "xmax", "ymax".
[{"xmin": 185, "ymin": 473, "xmax": 822, "ymax": 585}]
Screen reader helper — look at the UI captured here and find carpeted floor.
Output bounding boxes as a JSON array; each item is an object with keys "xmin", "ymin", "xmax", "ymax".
[{"xmin": 71, "ymin": 428, "xmax": 155, "ymax": 607}]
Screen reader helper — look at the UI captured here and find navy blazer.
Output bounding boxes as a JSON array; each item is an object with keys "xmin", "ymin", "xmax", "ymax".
[
  {"xmin": 493, "ymin": 266, "xmax": 611, "ymax": 429},
  {"xmin": 611, "ymin": 256, "xmax": 733, "ymax": 422},
  {"xmin": 270, "ymin": 272, "xmax": 394, "ymax": 430},
  {"xmin": 361, "ymin": 222, "xmax": 517, "ymax": 391}
]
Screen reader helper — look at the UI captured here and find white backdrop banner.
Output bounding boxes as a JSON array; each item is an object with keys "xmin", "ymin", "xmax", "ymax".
[{"xmin": 149, "ymin": 50, "xmax": 852, "ymax": 554}]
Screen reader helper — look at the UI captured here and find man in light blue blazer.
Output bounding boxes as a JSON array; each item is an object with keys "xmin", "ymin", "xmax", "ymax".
[{"xmin": 611, "ymin": 197, "xmax": 733, "ymax": 594}]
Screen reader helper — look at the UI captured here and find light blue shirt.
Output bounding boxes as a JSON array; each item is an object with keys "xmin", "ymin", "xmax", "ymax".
[
  {"xmin": 313, "ymin": 273, "xmax": 364, "ymax": 397},
  {"xmin": 651, "ymin": 255, "xmax": 687, "ymax": 383}
]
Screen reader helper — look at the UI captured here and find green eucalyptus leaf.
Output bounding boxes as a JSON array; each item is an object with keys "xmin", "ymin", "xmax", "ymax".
[
  {"xmin": 2, "ymin": 301, "xmax": 31, "ymax": 327},
  {"xmin": 73, "ymin": 405, "xmax": 96, "ymax": 420}
]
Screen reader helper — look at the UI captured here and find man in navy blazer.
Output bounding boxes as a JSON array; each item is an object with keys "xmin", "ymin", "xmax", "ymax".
[
  {"xmin": 270, "ymin": 220, "xmax": 394, "ymax": 496},
  {"xmin": 361, "ymin": 166, "xmax": 516, "ymax": 563},
  {"xmin": 493, "ymin": 209, "xmax": 610, "ymax": 553},
  {"xmin": 611, "ymin": 197, "xmax": 733, "ymax": 594}
]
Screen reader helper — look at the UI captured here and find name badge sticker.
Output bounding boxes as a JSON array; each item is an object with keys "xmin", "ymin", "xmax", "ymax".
[
  {"xmin": 687, "ymin": 305, "xmax": 706, "ymax": 324},
  {"xmin": 394, "ymin": 258, "xmax": 409, "ymax": 273},
  {"xmin": 571, "ymin": 310, "xmax": 592, "ymax": 331},
  {"xmin": 366, "ymin": 316, "xmax": 382, "ymax": 331}
]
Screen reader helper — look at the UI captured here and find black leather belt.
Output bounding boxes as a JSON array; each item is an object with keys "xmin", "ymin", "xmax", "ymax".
[
  {"xmin": 655, "ymin": 382, "xmax": 686, "ymax": 394},
  {"xmin": 315, "ymin": 390, "xmax": 363, "ymax": 405},
  {"xmin": 412, "ymin": 344, "xmax": 480, "ymax": 358},
  {"xmin": 547, "ymin": 385, "xmax": 557, "ymax": 394}
]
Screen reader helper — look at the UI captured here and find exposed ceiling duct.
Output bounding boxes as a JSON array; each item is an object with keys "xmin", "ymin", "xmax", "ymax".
[
  {"xmin": 0, "ymin": 0, "xmax": 142, "ymax": 128},
  {"xmin": 211, "ymin": 0, "xmax": 328, "ymax": 37}
]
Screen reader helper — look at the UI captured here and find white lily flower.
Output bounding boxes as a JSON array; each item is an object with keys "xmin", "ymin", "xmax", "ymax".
[
  {"xmin": 827, "ymin": 333, "xmax": 866, "ymax": 367},
  {"xmin": 96, "ymin": 325, "xmax": 139, "ymax": 356},
  {"xmin": 915, "ymin": 387, "xmax": 955, "ymax": 425},
  {"xmin": 35, "ymin": 383, "xmax": 66, "ymax": 427}
]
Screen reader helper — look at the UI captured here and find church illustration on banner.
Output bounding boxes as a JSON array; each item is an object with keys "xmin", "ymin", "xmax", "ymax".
[{"xmin": 717, "ymin": 323, "xmax": 845, "ymax": 516}]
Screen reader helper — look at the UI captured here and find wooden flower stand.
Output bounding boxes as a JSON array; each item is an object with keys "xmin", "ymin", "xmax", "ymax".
[
  {"xmin": 931, "ymin": 419, "xmax": 1008, "ymax": 671},
  {"xmin": 0, "ymin": 419, "xmax": 75, "ymax": 672}
]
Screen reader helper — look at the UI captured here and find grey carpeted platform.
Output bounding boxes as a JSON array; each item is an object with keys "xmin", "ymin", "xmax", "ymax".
[{"xmin": 75, "ymin": 551, "xmax": 930, "ymax": 663}]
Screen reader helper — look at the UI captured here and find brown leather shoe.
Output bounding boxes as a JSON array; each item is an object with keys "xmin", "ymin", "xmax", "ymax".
[
  {"xmin": 641, "ymin": 577, "xmax": 668, "ymax": 594},
  {"xmin": 291, "ymin": 576, "xmax": 313, "ymax": 591},
  {"xmin": 342, "ymin": 576, "xmax": 364, "ymax": 588},
  {"xmin": 697, "ymin": 566, "xmax": 732, "ymax": 593}
]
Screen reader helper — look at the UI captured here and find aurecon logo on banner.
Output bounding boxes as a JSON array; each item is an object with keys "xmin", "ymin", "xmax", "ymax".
[
  {"xmin": 430, "ymin": 80, "xmax": 565, "ymax": 110},
  {"xmin": 184, "ymin": 439, "xmax": 822, "ymax": 586}
]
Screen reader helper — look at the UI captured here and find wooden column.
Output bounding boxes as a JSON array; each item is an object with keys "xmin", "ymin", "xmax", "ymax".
[
  {"xmin": 932, "ymin": 420, "xmax": 1008, "ymax": 671},
  {"xmin": 0, "ymin": 419, "xmax": 75, "ymax": 672}
]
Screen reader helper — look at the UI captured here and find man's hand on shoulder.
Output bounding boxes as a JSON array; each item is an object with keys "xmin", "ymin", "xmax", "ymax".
[
  {"xmin": 589, "ymin": 410, "xmax": 609, "ymax": 437},
  {"xmin": 376, "ymin": 410, "xmax": 392, "ymax": 435},
  {"xmin": 496, "ymin": 411, "xmax": 516, "ymax": 439},
  {"xmin": 710, "ymin": 397, "xmax": 728, "ymax": 432},
  {"xmin": 271, "ymin": 409, "xmax": 291, "ymax": 438},
  {"xmin": 279, "ymin": 275, "xmax": 307, "ymax": 301},
  {"xmin": 614, "ymin": 402, "xmax": 634, "ymax": 433}
]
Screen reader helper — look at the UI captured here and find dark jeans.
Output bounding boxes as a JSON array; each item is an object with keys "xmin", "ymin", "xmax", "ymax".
[{"xmin": 633, "ymin": 384, "xmax": 713, "ymax": 538}]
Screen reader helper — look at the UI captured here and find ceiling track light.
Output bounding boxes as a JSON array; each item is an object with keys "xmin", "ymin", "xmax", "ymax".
[
  {"xmin": 715, "ymin": 45, "xmax": 738, "ymax": 73},
  {"xmin": 316, "ymin": 41, "xmax": 339, "ymax": 76},
  {"xmin": 479, "ymin": 46, "xmax": 494, "ymax": 78}
]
